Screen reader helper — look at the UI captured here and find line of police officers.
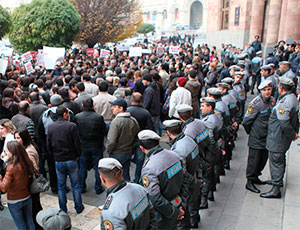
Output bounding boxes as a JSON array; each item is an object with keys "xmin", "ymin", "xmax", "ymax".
[{"xmin": 97, "ymin": 67, "xmax": 298, "ymax": 229}]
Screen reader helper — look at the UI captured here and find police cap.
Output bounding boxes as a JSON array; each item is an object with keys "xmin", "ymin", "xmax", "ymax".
[
  {"xmin": 138, "ymin": 130, "xmax": 161, "ymax": 141},
  {"xmin": 98, "ymin": 158, "xmax": 123, "ymax": 170},
  {"xmin": 258, "ymin": 80, "xmax": 273, "ymax": 90},
  {"xmin": 222, "ymin": 77, "xmax": 234, "ymax": 84},
  {"xmin": 279, "ymin": 61, "xmax": 291, "ymax": 66},
  {"xmin": 261, "ymin": 65, "xmax": 272, "ymax": 71},
  {"xmin": 279, "ymin": 77, "xmax": 294, "ymax": 87},
  {"xmin": 229, "ymin": 65, "xmax": 241, "ymax": 71},
  {"xmin": 235, "ymin": 72, "xmax": 245, "ymax": 76},
  {"xmin": 163, "ymin": 120, "xmax": 182, "ymax": 129},
  {"xmin": 200, "ymin": 97, "xmax": 216, "ymax": 104},
  {"xmin": 207, "ymin": 87, "xmax": 222, "ymax": 96},
  {"xmin": 216, "ymin": 82, "xmax": 230, "ymax": 89},
  {"xmin": 176, "ymin": 104, "xmax": 193, "ymax": 113},
  {"xmin": 256, "ymin": 51, "xmax": 262, "ymax": 55}
]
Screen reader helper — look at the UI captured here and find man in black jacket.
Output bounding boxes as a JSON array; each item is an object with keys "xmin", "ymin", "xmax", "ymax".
[
  {"xmin": 142, "ymin": 74, "xmax": 161, "ymax": 133},
  {"xmin": 47, "ymin": 105, "xmax": 84, "ymax": 214},
  {"xmin": 75, "ymin": 98, "xmax": 106, "ymax": 194},
  {"xmin": 127, "ymin": 92, "xmax": 154, "ymax": 182}
]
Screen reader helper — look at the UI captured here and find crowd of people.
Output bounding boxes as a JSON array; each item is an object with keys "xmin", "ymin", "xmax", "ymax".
[{"xmin": 0, "ymin": 34, "xmax": 299, "ymax": 230}]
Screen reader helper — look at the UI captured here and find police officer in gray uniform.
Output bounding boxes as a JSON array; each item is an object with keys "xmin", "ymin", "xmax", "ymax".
[
  {"xmin": 233, "ymin": 72, "xmax": 246, "ymax": 123},
  {"xmin": 223, "ymin": 77, "xmax": 239, "ymax": 101},
  {"xmin": 199, "ymin": 97, "xmax": 223, "ymax": 209},
  {"xmin": 139, "ymin": 130, "xmax": 189, "ymax": 229},
  {"xmin": 217, "ymin": 82, "xmax": 238, "ymax": 169},
  {"xmin": 261, "ymin": 77, "xmax": 299, "ymax": 199},
  {"xmin": 163, "ymin": 119, "xmax": 201, "ymax": 228},
  {"xmin": 207, "ymin": 88, "xmax": 230, "ymax": 178},
  {"xmin": 261, "ymin": 65, "xmax": 278, "ymax": 98},
  {"xmin": 242, "ymin": 80, "xmax": 276, "ymax": 193},
  {"xmin": 99, "ymin": 158, "xmax": 156, "ymax": 230}
]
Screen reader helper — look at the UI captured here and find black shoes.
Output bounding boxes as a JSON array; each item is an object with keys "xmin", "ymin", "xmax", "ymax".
[
  {"xmin": 208, "ymin": 191, "xmax": 215, "ymax": 201},
  {"xmin": 77, "ymin": 205, "xmax": 85, "ymax": 214},
  {"xmin": 96, "ymin": 187, "xmax": 105, "ymax": 195},
  {"xmin": 0, "ymin": 202, "xmax": 4, "ymax": 211},
  {"xmin": 224, "ymin": 160, "xmax": 230, "ymax": 170},
  {"xmin": 260, "ymin": 186, "xmax": 281, "ymax": 199},
  {"xmin": 253, "ymin": 178, "xmax": 266, "ymax": 185},
  {"xmin": 246, "ymin": 180, "xmax": 260, "ymax": 193},
  {"xmin": 199, "ymin": 196, "xmax": 208, "ymax": 209}
]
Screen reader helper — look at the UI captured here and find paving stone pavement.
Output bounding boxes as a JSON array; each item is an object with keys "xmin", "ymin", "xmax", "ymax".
[{"xmin": 1, "ymin": 98, "xmax": 300, "ymax": 229}]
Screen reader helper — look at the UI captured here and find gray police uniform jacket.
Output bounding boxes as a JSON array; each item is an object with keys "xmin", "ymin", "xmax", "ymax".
[
  {"xmin": 101, "ymin": 181, "xmax": 156, "ymax": 230},
  {"xmin": 141, "ymin": 145, "xmax": 189, "ymax": 229},
  {"xmin": 215, "ymin": 99, "xmax": 230, "ymax": 125},
  {"xmin": 242, "ymin": 95, "xmax": 276, "ymax": 149},
  {"xmin": 201, "ymin": 111, "xmax": 223, "ymax": 163},
  {"xmin": 229, "ymin": 88, "xmax": 239, "ymax": 101},
  {"xmin": 282, "ymin": 69, "xmax": 296, "ymax": 81},
  {"xmin": 182, "ymin": 117, "xmax": 210, "ymax": 152},
  {"xmin": 222, "ymin": 92, "xmax": 237, "ymax": 120},
  {"xmin": 170, "ymin": 133, "xmax": 199, "ymax": 186},
  {"xmin": 266, "ymin": 92, "xmax": 299, "ymax": 153},
  {"xmin": 233, "ymin": 83, "xmax": 246, "ymax": 102}
]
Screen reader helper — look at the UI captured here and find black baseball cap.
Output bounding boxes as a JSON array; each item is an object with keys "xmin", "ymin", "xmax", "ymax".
[{"xmin": 109, "ymin": 98, "xmax": 127, "ymax": 111}]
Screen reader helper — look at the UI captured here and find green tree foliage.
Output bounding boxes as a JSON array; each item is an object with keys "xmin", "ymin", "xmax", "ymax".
[
  {"xmin": 0, "ymin": 5, "xmax": 11, "ymax": 40},
  {"xmin": 9, "ymin": 0, "xmax": 81, "ymax": 53},
  {"xmin": 137, "ymin": 23, "xmax": 155, "ymax": 35}
]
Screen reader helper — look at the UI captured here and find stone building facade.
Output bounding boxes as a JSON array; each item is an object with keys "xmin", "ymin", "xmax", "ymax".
[{"xmin": 140, "ymin": 0, "xmax": 300, "ymax": 49}]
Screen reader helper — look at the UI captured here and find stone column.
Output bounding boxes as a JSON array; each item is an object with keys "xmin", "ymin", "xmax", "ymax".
[
  {"xmin": 282, "ymin": 0, "xmax": 300, "ymax": 40},
  {"xmin": 249, "ymin": 0, "xmax": 266, "ymax": 42},
  {"xmin": 265, "ymin": 0, "xmax": 282, "ymax": 46},
  {"xmin": 278, "ymin": 0, "xmax": 288, "ymax": 40}
]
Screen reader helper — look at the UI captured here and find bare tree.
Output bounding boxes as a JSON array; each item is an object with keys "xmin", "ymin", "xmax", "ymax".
[{"xmin": 70, "ymin": 0, "xmax": 140, "ymax": 47}]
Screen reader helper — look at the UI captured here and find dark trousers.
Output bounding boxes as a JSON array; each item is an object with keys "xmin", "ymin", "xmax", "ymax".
[
  {"xmin": 246, "ymin": 148, "xmax": 268, "ymax": 180},
  {"xmin": 269, "ymin": 151, "xmax": 286, "ymax": 186},
  {"xmin": 32, "ymin": 193, "xmax": 43, "ymax": 230},
  {"xmin": 132, "ymin": 145, "xmax": 145, "ymax": 183},
  {"xmin": 45, "ymin": 153, "xmax": 58, "ymax": 192},
  {"xmin": 251, "ymin": 73, "xmax": 261, "ymax": 92},
  {"xmin": 201, "ymin": 162, "xmax": 215, "ymax": 196},
  {"xmin": 79, "ymin": 147, "xmax": 103, "ymax": 193}
]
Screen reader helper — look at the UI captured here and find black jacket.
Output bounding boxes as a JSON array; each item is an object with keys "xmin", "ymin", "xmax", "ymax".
[
  {"xmin": 143, "ymin": 81, "xmax": 161, "ymax": 117},
  {"xmin": 63, "ymin": 100, "xmax": 81, "ymax": 115},
  {"xmin": 47, "ymin": 118, "xmax": 81, "ymax": 162},
  {"xmin": 127, "ymin": 105, "xmax": 154, "ymax": 131},
  {"xmin": 75, "ymin": 109, "xmax": 106, "ymax": 148},
  {"xmin": 134, "ymin": 80, "xmax": 146, "ymax": 95}
]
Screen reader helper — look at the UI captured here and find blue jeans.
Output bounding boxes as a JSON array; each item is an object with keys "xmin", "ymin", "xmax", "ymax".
[
  {"xmin": 55, "ymin": 160, "xmax": 84, "ymax": 213},
  {"xmin": 8, "ymin": 197, "xmax": 35, "ymax": 230},
  {"xmin": 79, "ymin": 147, "xmax": 103, "ymax": 193},
  {"xmin": 131, "ymin": 145, "xmax": 145, "ymax": 183},
  {"xmin": 109, "ymin": 153, "xmax": 131, "ymax": 181}
]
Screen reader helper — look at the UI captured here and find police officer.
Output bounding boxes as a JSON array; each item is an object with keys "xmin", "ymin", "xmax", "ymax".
[
  {"xmin": 138, "ymin": 130, "xmax": 188, "ymax": 229},
  {"xmin": 250, "ymin": 51, "xmax": 263, "ymax": 94},
  {"xmin": 217, "ymin": 82, "xmax": 238, "ymax": 169},
  {"xmin": 242, "ymin": 80, "xmax": 276, "ymax": 193},
  {"xmin": 163, "ymin": 119, "xmax": 201, "ymax": 228},
  {"xmin": 233, "ymin": 72, "xmax": 246, "ymax": 124},
  {"xmin": 261, "ymin": 77, "xmax": 299, "ymax": 199},
  {"xmin": 207, "ymin": 88, "xmax": 230, "ymax": 177},
  {"xmin": 199, "ymin": 97, "xmax": 223, "ymax": 209},
  {"xmin": 276, "ymin": 61, "xmax": 296, "ymax": 82},
  {"xmin": 99, "ymin": 158, "xmax": 156, "ymax": 229}
]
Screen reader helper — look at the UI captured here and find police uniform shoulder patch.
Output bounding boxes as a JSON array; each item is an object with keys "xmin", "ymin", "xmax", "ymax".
[
  {"xmin": 248, "ymin": 103, "xmax": 254, "ymax": 108},
  {"xmin": 278, "ymin": 107, "xmax": 285, "ymax": 115},
  {"xmin": 248, "ymin": 107, "xmax": 254, "ymax": 114},
  {"xmin": 142, "ymin": 176, "xmax": 150, "ymax": 187},
  {"xmin": 214, "ymin": 110, "xmax": 219, "ymax": 116},
  {"xmin": 104, "ymin": 220, "xmax": 113, "ymax": 230},
  {"xmin": 103, "ymin": 195, "xmax": 113, "ymax": 210}
]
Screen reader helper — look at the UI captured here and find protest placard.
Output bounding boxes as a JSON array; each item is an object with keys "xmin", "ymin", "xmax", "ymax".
[
  {"xmin": 24, "ymin": 61, "xmax": 34, "ymax": 74},
  {"xmin": 118, "ymin": 45, "xmax": 130, "ymax": 52},
  {"xmin": 156, "ymin": 47, "xmax": 164, "ymax": 55},
  {"xmin": 0, "ymin": 59, "xmax": 8, "ymax": 74},
  {"xmin": 129, "ymin": 47, "xmax": 142, "ymax": 57},
  {"xmin": 142, "ymin": 49, "xmax": 151, "ymax": 54},
  {"xmin": 100, "ymin": 49, "xmax": 111, "ymax": 58},
  {"xmin": 37, "ymin": 49, "xmax": 44, "ymax": 66},
  {"xmin": 21, "ymin": 51, "xmax": 32, "ymax": 63},
  {"xmin": 86, "ymin": 48, "xmax": 94, "ymax": 56},
  {"xmin": 43, "ymin": 46, "xmax": 65, "ymax": 69},
  {"xmin": 169, "ymin": 46, "xmax": 180, "ymax": 55}
]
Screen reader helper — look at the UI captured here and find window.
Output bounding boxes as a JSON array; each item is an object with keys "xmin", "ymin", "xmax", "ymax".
[{"xmin": 221, "ymin": 0, "xmax": 230, "ymax": 29}]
